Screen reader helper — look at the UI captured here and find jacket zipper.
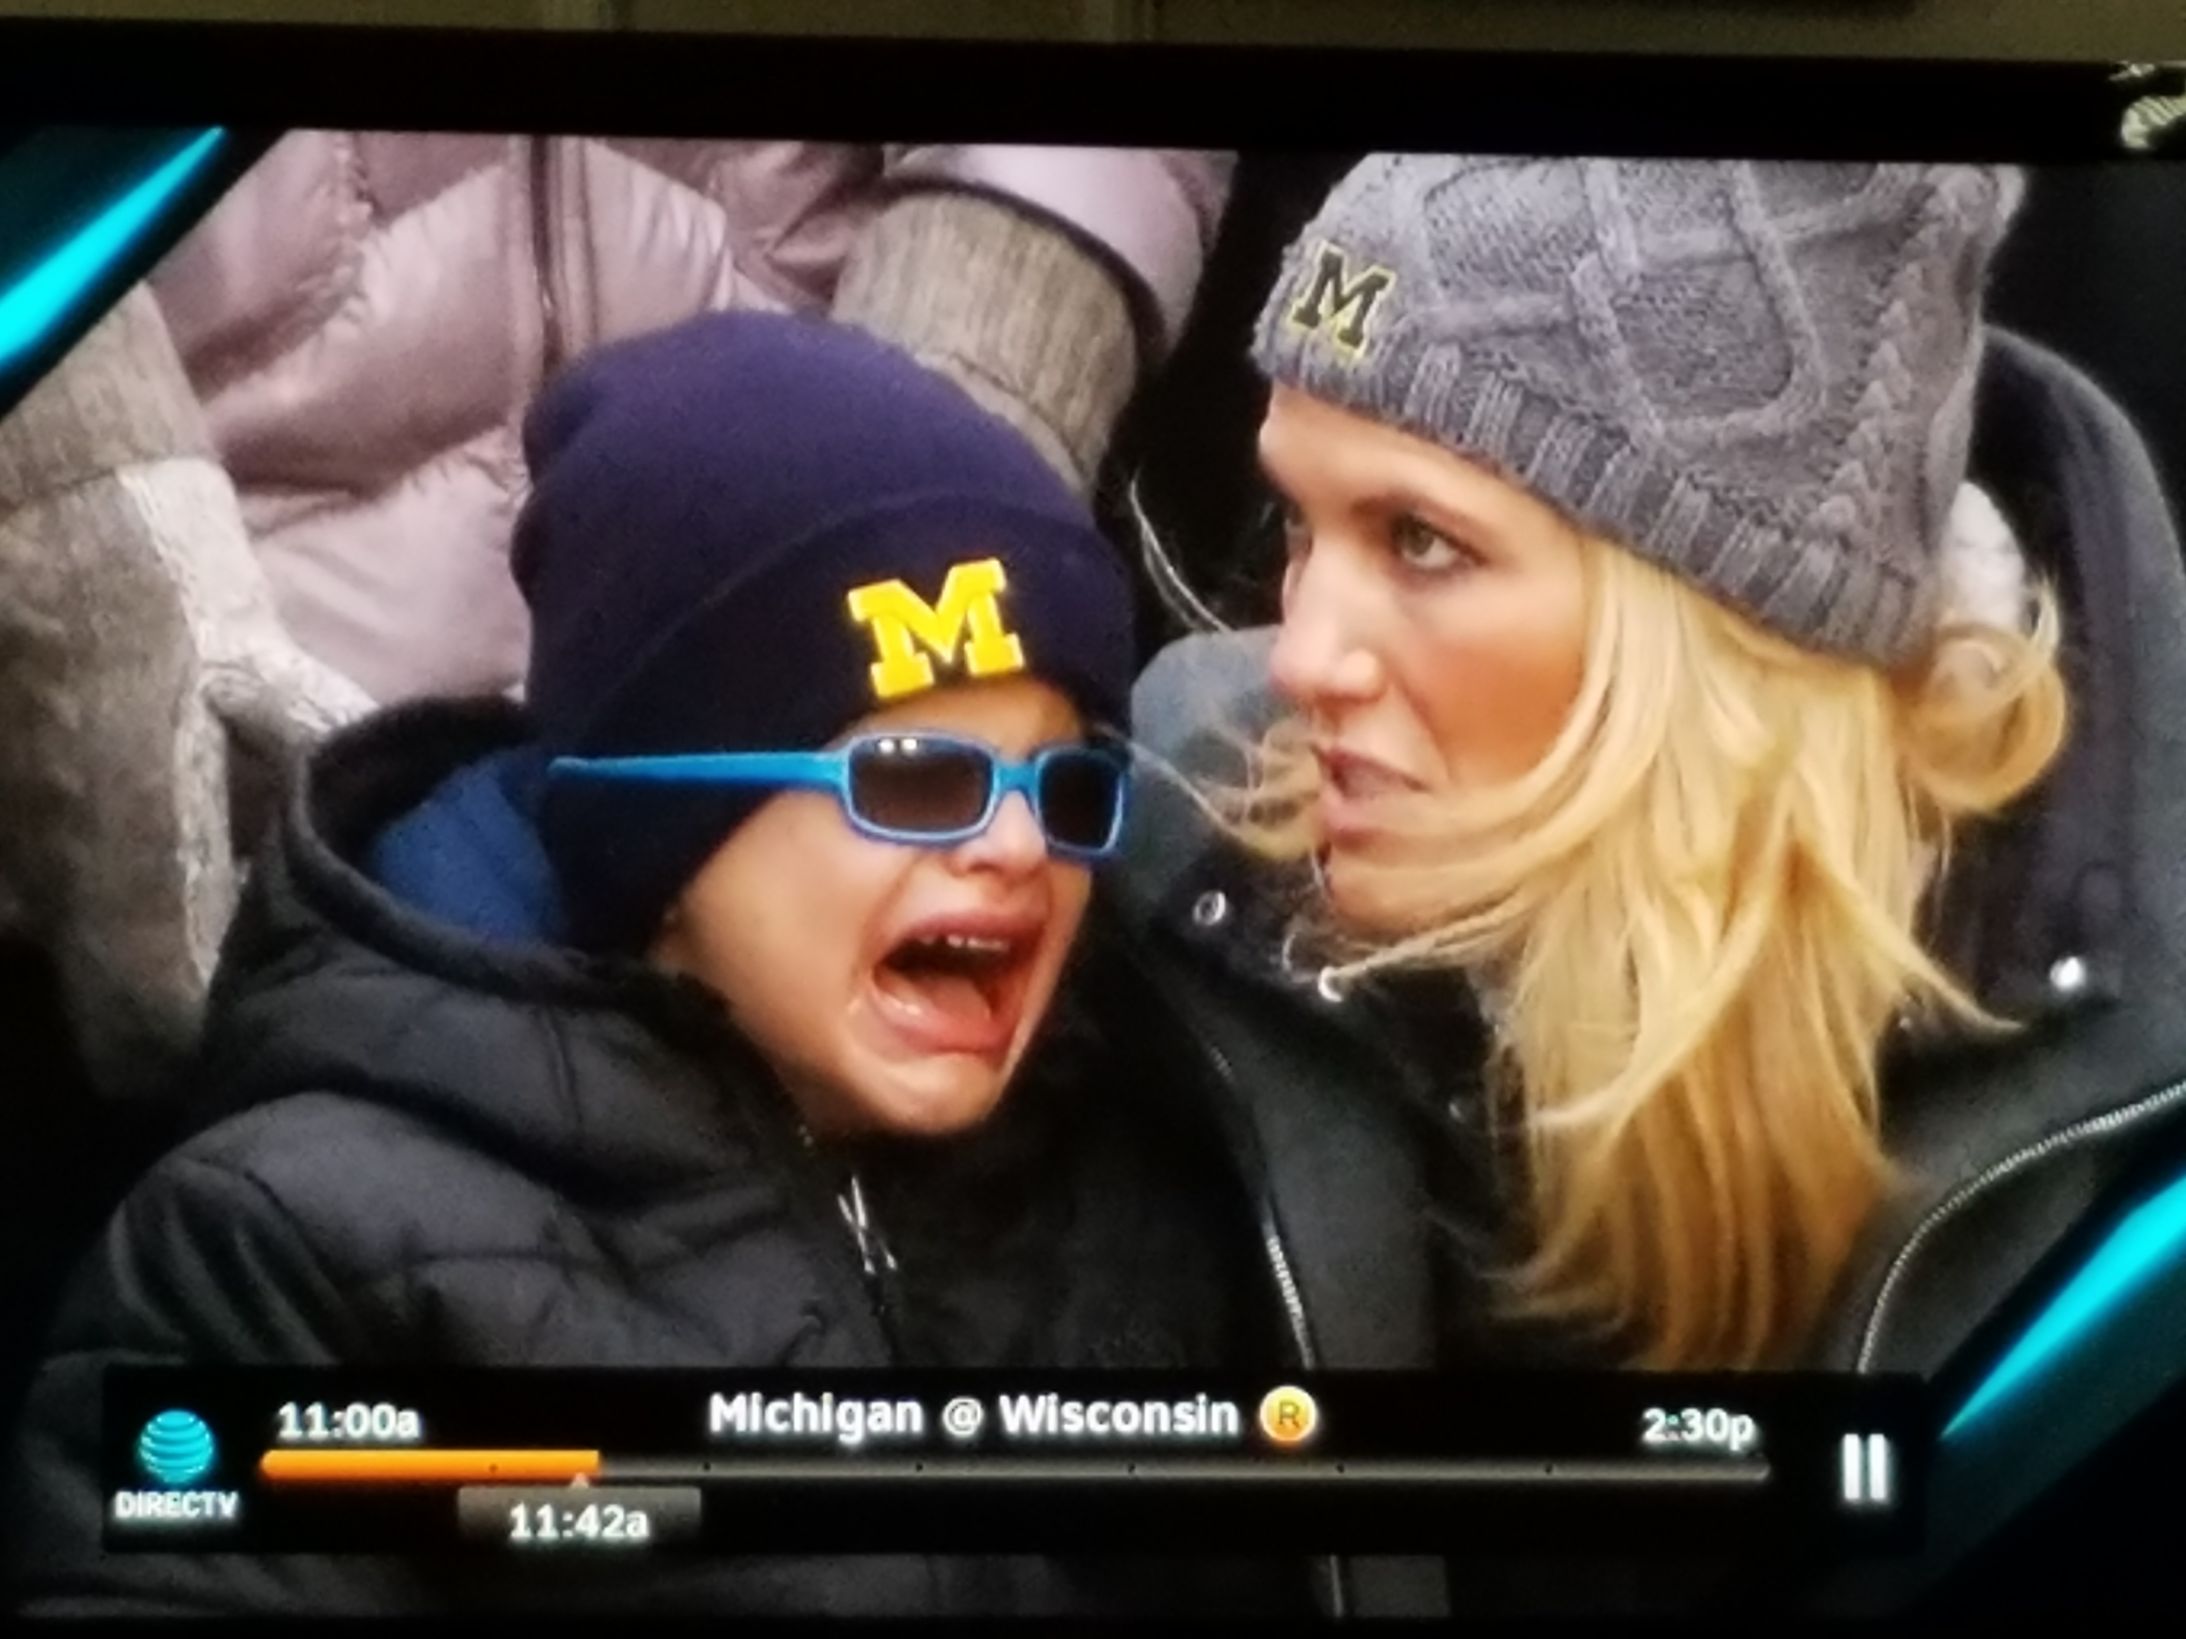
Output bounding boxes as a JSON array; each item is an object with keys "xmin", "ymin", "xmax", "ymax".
[
  {"xmin": 1195, "ymin": 1031, "xmax": 1351, "ymax": 1621},
  {"xmin": 794, "ymin": 1119, "xmax": 903, "ymax": 1345},
  {"xmin": 1857, "ymin": 1071, "xmax": 2186, "ymax": 1371},
  {"xmin": 839, "ymin": 1172, "xmax": 902, "ymax": 1289},
  {"xmin": 531, "ymin": 137, "xmax": 565, "ymax": 379},
  {"xmin": 783, "ymin": 1116, "xmax": 932, "ymax": 1611},
  {"xmin": 1263, "ymin": 1228, "xmax": 1314, "ymax": 1369}
]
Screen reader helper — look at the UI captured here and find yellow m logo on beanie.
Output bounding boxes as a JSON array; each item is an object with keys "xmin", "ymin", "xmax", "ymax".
[
  {"xmin": 1285, "ymin": 241, "xmax": 1396, "ymax": 359},
  {"xmin": 846, "ymin": 557, "xmax": 1027, "ymax": 702}
]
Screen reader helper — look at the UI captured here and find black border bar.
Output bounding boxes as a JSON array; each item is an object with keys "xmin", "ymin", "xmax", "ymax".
[{"xmin": 0, "ymin": 18, "xmax": 2159, "ymax": 162}]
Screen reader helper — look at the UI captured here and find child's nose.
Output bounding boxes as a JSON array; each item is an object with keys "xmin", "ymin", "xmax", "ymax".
[{"xmin": 956, "ymin": 791, "xmax": 1049, "ymax": 874}]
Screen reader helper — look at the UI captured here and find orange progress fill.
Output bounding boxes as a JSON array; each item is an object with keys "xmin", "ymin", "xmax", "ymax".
[{"xmin": 258, "ymin": 1449, "xmax": 602, "ymax": 1485}]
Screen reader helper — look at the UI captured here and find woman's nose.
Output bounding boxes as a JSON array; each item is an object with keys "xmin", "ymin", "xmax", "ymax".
[{"xmin": 1269, "ymin": 542, "xmax": 1385, "ymax": 708}]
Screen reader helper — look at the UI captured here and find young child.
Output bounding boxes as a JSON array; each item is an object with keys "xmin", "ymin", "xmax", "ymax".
[{"xmin": 5, "ymin": 313, "xmax": 1299, "ymax": 1617}]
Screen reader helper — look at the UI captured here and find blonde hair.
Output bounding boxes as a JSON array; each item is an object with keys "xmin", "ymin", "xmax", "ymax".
[{"xmin": 1224, "ymin": 539, "xmax": 2068, "ymax": 1368}]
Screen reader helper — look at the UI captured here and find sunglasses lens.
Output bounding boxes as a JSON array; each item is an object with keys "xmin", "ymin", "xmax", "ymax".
[
  {"xmin": 847, "ymin": 737, "xmax": 993, "ymax": 836},
  {"xmin": 1038, "ymin": 752, "xmax": 1125, "ymax": 852}
]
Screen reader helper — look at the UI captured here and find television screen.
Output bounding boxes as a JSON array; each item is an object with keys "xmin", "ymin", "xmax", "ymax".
[{"xmin": 1, "ymin": 21, "xmax": 2182, "ymax": 1620}]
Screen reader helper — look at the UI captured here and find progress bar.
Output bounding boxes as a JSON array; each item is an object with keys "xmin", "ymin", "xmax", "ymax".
[{"xmin": 263, "ymin": 1450, "xmax": 1769, "ymax": 1489}]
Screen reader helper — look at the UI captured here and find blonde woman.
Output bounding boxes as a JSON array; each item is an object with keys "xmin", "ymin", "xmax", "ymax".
[{"xmin": 1107, "ymin": 157, "xmax": 2186, "ymax": 1425}]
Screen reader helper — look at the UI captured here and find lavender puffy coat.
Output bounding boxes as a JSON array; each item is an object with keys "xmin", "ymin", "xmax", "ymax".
[{"xmin": 148, "ymin": 134, "xmax": 1231, "ymax": 701}]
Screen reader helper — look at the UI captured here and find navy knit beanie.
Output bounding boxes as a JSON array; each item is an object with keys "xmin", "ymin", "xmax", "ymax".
[{"xmin": 517, "ymin": 311, "xmax": 1135, "ymax": 952}]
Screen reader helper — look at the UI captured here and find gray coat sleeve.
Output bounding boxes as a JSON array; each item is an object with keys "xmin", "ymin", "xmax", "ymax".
[
  {"xmin": 0, "ymin": 284, "xmax": 371, "ymax": 1101},
  {"xmin": 835, "ymin": 149, "xmax": 1237, "ymax": 494},
  {"xmin": 832, "ymin": 188, "xmax": 1140, "ymax": 495},
  {"xmin": 879, "ymin": 146, "xmax": 1236, "ymax": 355}
]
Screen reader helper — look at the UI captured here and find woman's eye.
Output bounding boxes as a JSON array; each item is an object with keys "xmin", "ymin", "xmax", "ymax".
[
  {"xmin": 1389, "ymin": 513, "xmax": 1471, "ymax": 573},
  {"xmin": 1275, "ymin": 497, "xmax": 1312, "ymax": 558}
]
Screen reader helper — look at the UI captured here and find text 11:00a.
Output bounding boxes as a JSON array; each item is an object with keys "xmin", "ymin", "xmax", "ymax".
[{"xmin": 275, "ymin": 1403, "xmax": 425, "ymax": 1442}]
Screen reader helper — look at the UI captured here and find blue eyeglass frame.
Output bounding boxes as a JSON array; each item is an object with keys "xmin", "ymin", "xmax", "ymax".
[{"xmin": 547, "ymin": 731, "xmax": 1131, "ymax": 862}]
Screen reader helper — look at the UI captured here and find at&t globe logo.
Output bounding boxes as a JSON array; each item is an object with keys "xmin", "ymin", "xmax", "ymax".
[{"xmin": 135, "ymin": 1410, "xmax": 217, "ymax": 1489}]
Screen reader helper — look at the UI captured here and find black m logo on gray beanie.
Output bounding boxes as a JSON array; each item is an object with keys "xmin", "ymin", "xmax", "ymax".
[{"xmin": 1284, "ymin": 241, "xmax": 1398, "ymax": 358}]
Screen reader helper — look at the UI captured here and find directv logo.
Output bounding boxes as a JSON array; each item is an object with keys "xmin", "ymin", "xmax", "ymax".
[
  {"xmin": 137, "ymin": 1410, "xmax": 216, "ymax": 1487},
  {"xmin": 110, "ymin": 1411, "xmax": 242, "ymax": 1529}
]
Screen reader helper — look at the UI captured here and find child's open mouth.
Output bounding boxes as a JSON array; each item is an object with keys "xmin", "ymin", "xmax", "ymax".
[{"xmin": 870, "ymin": 917, "xmax": 1041, "ymax": 1060}]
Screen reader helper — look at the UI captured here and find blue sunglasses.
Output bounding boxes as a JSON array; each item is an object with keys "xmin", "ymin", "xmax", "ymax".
[{"xmin": 548, "ymin": 731, "xmax": 1131, "ymax": 862}]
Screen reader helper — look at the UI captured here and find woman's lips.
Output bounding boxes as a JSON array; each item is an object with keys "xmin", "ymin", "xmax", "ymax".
[{"xmin": 1314, "ymin": 747, "xmax": 1424, "ymax": 841}]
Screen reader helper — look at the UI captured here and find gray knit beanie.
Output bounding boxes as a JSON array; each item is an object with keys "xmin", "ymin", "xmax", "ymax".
[{"xmin": 1252, "ymin": 157, "xmax": 2026, "ymax": 666}]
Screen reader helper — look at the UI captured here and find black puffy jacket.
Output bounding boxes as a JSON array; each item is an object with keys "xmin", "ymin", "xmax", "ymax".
[{"xmin": 2, "ymin": 699, "xmax": 1308, "ymax": 1618}]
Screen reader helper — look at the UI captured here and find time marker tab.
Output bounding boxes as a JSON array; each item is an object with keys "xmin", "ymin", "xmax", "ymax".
[{"xmin": 456, "ymin": 1486, "xmax": 702, "ymax": 1548}]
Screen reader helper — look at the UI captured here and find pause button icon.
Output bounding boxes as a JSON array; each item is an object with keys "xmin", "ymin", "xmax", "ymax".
[{"xmin": 1840, "ymin": 1433, "xmax": 1894, "ymax": 1507}]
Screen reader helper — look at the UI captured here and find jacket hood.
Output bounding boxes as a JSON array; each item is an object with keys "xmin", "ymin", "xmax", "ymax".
[
  {"xmin": 193, "ymin": 698, "xmax": 787, "ymax": 1197},
  {"xmin": 1830, "ymin": 328, "xmax": 2186, "ymax": 1371}
]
